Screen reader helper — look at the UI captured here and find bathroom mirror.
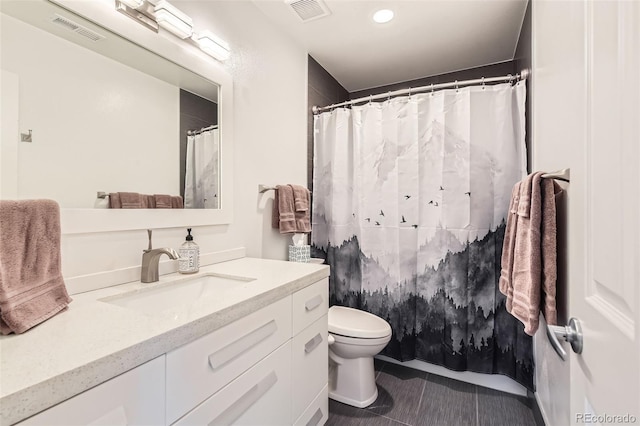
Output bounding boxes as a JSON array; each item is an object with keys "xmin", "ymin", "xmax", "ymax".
[{"xmin": 0, "ymin": 0, "xmax": 234, "ymax": 232}]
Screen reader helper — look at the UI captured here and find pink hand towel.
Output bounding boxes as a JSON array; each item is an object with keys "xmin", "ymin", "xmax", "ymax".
[
  {"xmin": 0, "ymin": 200, "xmax": 72, "ymax": 334},
  {"xmin": 290, "ymin": 184, "xmax": 310, "ymax": 212},
  {"xmin": 171, "ymin": 195, "xmax": 184, "ymax": 209},
  {"xmin": 271, "ymin": 185, "xmax": 311, "ymax": 234},
  {"xmin": 273, "ymin": 185, "xmax": 297, "ymax": 233},
  {"xmin": 154, "ymin": 194, "xmax": 172, "ymax": 209},
  {"xmin": 108, "ymin": 193, "xmax": 122, "ymax": 208},
  {"xmin": 118, "ymin": 192, "xmax": 143, "ymax": 209}
]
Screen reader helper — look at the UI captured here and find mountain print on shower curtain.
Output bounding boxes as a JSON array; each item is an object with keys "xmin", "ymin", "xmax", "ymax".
[
  {"xmin": 312, "ymin": 222, "xmax": 533, "ymax": 389},
  {"xmin": 311, "ymin": 82, "xmax": 533, "ymax": 390}
]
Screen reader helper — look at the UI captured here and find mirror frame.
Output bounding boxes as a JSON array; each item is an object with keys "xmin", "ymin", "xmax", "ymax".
[{"xmin": 43, "ymin": 0, "xmax": 234, "ymax": 233}]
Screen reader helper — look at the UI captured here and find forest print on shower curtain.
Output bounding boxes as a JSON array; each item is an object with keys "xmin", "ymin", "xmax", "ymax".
[{"xmin": 311, "ymin": 82, "xmax": 534, "ymax": 389}]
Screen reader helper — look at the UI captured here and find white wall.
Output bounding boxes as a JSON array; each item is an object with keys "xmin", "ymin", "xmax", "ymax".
[
  {"xmin": 1, "ymin": 15, "xmax": 179, "ymax": 208},
  {"xmin": 53, "ymin": 1, "xmax": 308, "ymax": 284},
  {"xmin": 530, "ymin": 0, "xmax": 579, "ymax": 424}
]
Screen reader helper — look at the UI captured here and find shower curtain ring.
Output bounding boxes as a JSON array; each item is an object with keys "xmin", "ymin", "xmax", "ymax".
[
  {"xmin": 455, "ymin": 80, "xmax": 459, "ymax": 92},
  {"xmin": 430, "ymin": 84, "xmax": 434, "ymax": 96},
  {"xmin": 387, "ymin": 91, "xmax": 391, "ymax": 101},
  {"xmin": 369, "ymin": 95, "xmax": 373, "ymax": 105},
  {"xmin": 482, "ymin": 77, "xmax": 485, "ymax": 90}
]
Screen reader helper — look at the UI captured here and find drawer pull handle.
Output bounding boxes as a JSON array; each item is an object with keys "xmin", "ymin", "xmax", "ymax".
[
  {"xmin": 306, "ymin": 408, "xmax": 324, "ymax": 426},
  {"xmin": 208, "ymin": 320, "xmax": 278, "ymax": 370},
  {"xmin": 305, "ymin": 295, "xmax": 323, "ymax": 311},
  {"xmin": 304, "ymin": 333, "xmax": 323, "ymax": 353},
  {"xmin": 209, "ymin": 371, "xmax": 278, "ymax": 426}
]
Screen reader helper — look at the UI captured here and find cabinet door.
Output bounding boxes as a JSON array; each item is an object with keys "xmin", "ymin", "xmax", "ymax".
[
  {"xmin": 173, "ymin": 341, "xmax": 292, "ymax": 426},
  {"xmin": 292, "ymin": 315, "xmax": 328, "ymax": 421},
  {"xmin": 18, "ymin": 356, "xmax": 165, "ymax": 426},
  {"xmin": 294, "ymin": 385, "xmax": 328, "ymax": 426}
]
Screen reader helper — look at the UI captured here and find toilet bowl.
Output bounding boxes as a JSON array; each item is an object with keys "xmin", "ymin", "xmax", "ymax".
[{"xmin": 328, "ymin": 306, "xmax": 392, "ymax": 408}]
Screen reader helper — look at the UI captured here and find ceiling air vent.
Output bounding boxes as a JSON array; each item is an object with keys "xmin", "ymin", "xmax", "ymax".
[
  {"xmin": 285, "ymin": 0, "xmax": 331, "ymax": 22},
  {"xmin": 49, "ymin": 14, "xmax": 105, "ymax": 42}
]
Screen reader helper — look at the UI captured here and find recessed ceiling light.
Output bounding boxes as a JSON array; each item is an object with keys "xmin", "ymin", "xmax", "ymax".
[{"xmin": 373, "ymin": 9, "xmax": 394, "ymax": 24}]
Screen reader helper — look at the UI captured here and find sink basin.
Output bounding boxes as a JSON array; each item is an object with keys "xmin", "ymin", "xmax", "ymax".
[{"xmin": 101, "ymin": 273, "xmax": 255, "ymax": 315}]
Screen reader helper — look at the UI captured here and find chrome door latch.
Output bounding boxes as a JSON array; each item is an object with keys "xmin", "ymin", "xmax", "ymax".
[{"xmin": 546, "ymin": 317, "xmax": 583, "ymax": 361}]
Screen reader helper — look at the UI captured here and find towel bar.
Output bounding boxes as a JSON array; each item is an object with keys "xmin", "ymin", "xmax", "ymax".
[
  {"xmin": 541, "ymin": 168, "xmax": 570, "ymax": 182},
  {"xmin": 258, "ymin": 184, "xmax": 313, "ymax": 194}
]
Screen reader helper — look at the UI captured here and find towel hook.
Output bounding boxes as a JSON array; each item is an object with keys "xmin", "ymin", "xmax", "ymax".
[{"xmin": 20, "ymin": 129, "xmax": 33, "ymax": 143}]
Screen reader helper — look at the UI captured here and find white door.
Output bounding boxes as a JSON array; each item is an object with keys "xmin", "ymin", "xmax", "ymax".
[
  {"xmin": 568, "ymin": 1, "xmax": 640, "ymax": 423},
  {"xmin": 533, "ymin": 0, "xmax": 640, "ymax": 424}
]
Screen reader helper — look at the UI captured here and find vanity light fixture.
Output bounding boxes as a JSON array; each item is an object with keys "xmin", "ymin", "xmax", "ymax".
[
  {"xmin": 195, "ymin": 31, "xmax": 230, "ymax": 61},
  {"xmin": 115, "ymin": 0, "xmax": 159, "ymax": 32},
  {"xmin": 373, "ymin": 9, "xmax": 394, "ymax": 24},
  {"xmin": 154, "ymin": 0, "xmax": 193, "ymax": 39},
  {"xmin": 118, "ymin": 0, "xmax": 144, "ymax": 9},
  {"xmin": 113, "ymin": 0, "xmax": 229, "ymax": 60}
]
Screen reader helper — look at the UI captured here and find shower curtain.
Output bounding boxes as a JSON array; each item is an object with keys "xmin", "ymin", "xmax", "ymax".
[
  {"xmin": 184, "ymin": 128, "xmax": 219, "ymax": 209},
  {"xmin": 311, "ymin": 82, "xmax": 534, "ymax": 389}
]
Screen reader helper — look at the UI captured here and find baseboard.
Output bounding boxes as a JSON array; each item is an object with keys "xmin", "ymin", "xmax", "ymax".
[
  {"xmin": 376, "ymin": 355, "xmax": 528, "ymax": 397},
  {"xmin": 66, "ymin": 247, "xmax": 246, "ymax": 295}
]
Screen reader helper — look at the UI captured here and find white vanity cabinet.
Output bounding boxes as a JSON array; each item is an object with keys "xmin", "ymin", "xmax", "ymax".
[
  {"xmin": 166, "ymin": 296, "xmax": 293, "ymax": 424},
  {"xmin": 291, "ymin": 278, "xmax": 329, "ymax": 425},
  {"xmin": 12, "ymin": 275, "xmax": 329, "ymax": 426},
  {"xmin": 17, "ymin": 356, "xmax": 166, "ymax": 426},
  {"xmin": 167, "ymin": 277, "xmax": 329, "ymax": 426}
]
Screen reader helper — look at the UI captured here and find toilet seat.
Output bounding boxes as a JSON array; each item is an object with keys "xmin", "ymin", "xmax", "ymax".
[{"xmin": 328, "ymin": 306, "xmax": 392, "ymax": 339}]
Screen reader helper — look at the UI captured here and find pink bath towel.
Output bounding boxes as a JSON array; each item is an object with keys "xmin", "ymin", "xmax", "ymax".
[
  {"xmin": 272, "ymin": 185, "xmax": 311, "ymax": 234},
  {"xmin": 109, "ymin": 193, "xmax": 183, "ymax": 209},
  {"xmin": 0, "ymin": 200, "xmax": 72, "ymax": 334},
  {"xmin": 499, "ymin": 172, "xmax": 561, "ymax": 335}
]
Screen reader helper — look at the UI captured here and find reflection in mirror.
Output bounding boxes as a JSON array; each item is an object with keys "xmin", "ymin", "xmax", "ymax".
[
  {"xmin": 1, "ymin": 0, "xmax": 220, "ymax": 209},
  {"xmin": 181, "ymin": 90, "xmax": 219, "ymax": 209}
]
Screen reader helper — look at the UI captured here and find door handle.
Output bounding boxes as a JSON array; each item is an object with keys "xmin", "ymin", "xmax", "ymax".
[{"xmin": 546, "ymin": 317, "xmax": 583, "ymax": 361}]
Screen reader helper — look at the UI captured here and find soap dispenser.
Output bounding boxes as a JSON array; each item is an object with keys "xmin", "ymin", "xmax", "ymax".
[{"xmin": 178, "ymin": 228, "xmax": 199, "ymax": 274}]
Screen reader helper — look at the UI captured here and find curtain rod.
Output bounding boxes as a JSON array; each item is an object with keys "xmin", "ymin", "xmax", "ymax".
[
  {"xmin": 312, "ymin": 69, "xmax": 529, "ymax": 114},
  {"xmin": 187, "ymin": 124, "xmax": 218, "ymax": 136}
]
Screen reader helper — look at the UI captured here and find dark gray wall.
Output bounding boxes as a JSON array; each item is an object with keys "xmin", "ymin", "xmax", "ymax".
[
  {"xmin": 350, "ymin": 61, "xmax": 516, "ymax": 100},
  {"xmin": 514, "ymin": 0, "xmax": 532, "ymax": 173},
  {"xmin": 179, "ymin": 89, "xmax": 218, "ymax": 198},
  {"xmin": 307, "ymin": 56, "xmax": 349, "ymax": 190}
]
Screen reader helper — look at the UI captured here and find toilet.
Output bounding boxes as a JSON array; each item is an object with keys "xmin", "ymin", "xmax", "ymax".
[{"xmin": 327, "ymin": 306, "xmax": 392, "ymax": 408}]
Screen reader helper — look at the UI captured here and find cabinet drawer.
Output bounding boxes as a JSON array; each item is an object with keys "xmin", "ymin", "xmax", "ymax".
[
  {"xmin": 173, "ymin": 341, "xmax": 292, "ymax": 426},
  {"xmin": 294, "ymin": 385, "xmax": 328, "ymax": 426},
  {"xmin": 292, "ymin": 278, "xmax": 328, "ymax": 335},
  {"xmin": 166, "ymin": 296, "xmax": 292, "ymax": 424},
  {"xmin": 18, "ymin": 356, "xmax": 165, "ymax": 426},
  {"xmin": 292, "ymin": 314, "xmax": 328, "ymax": 421}
]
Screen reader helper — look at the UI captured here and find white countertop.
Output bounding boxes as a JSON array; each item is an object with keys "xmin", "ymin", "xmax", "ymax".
[{"xmin": 0, "ymin": 257, "xmax": 329, "ymax": 425}]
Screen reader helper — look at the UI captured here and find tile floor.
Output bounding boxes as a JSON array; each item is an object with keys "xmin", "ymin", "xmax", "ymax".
[{"xmin": 327, "ymin": 359, "xmax": 539, "ymax": 426}]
